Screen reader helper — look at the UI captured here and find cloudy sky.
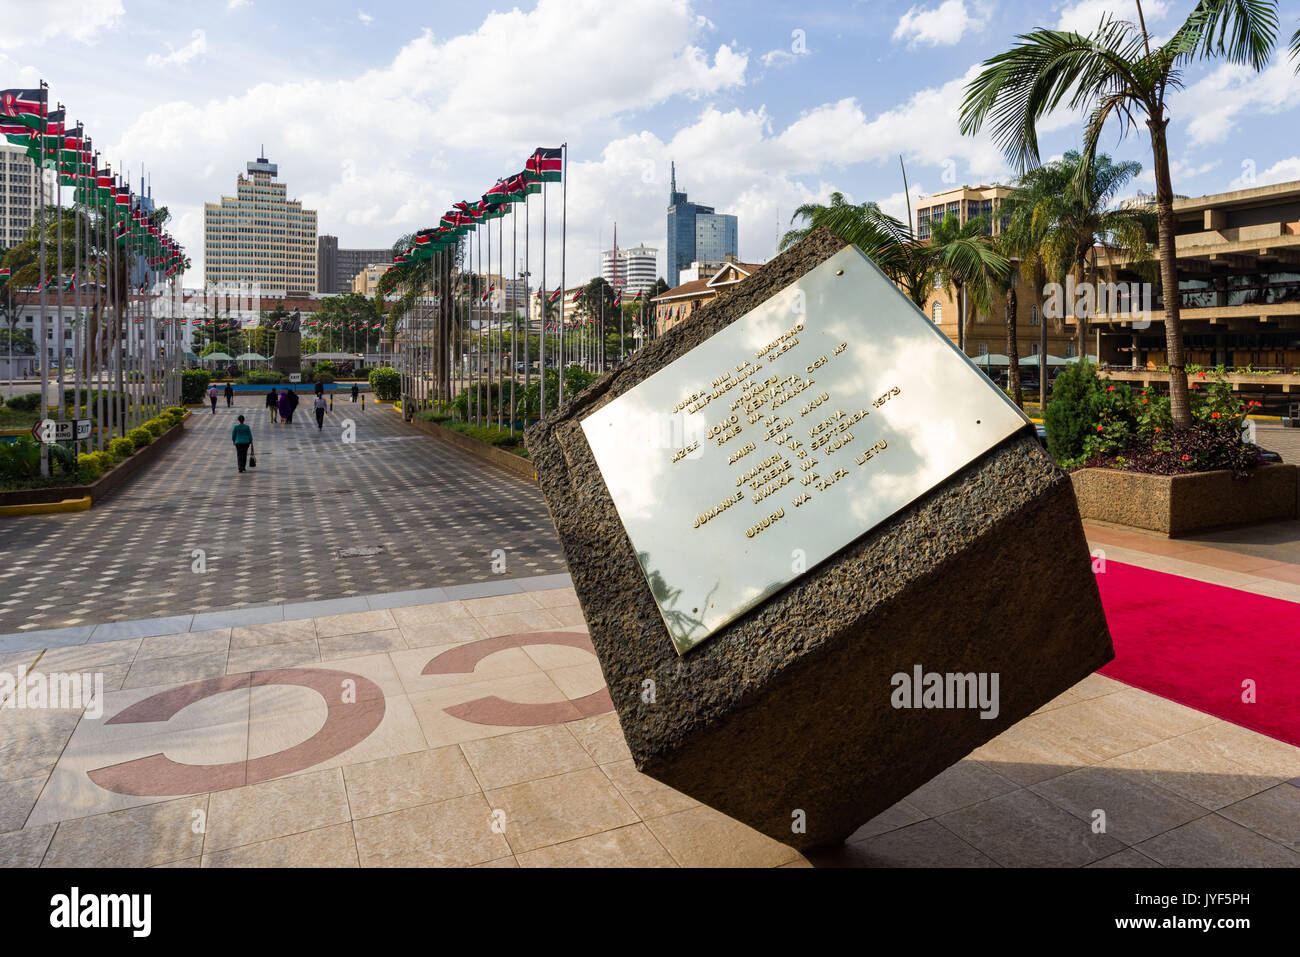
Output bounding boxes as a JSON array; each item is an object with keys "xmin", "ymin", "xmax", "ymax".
[{"xmin": 4, "ymin": 0, "xmax": 1299, "ymax": 285}]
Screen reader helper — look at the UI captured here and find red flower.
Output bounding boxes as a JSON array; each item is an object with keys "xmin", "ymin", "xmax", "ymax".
[
  {"xmin": 1154, "ymin": 427, "xmax": 1161, "ymax": 433},
  {"xmin": 1198, "ymin": 372, "xmax": 1205, "ymax": 378},
  {"xmin": 1181, "ymin": 454, "xmax": 1191, "ymax": 461},
  {"xmin": 1211, "ymin": 412, "xmax": 1220, "ymax": 419},
  {"xmin": 1142, "ymin": 398, "xmax": 1148, "ymax": 404},
  {"xmin": 1106, "ymin": 385, "xmax": 1115, "ymax": 392},
  {"xmin": 1096, "ymin": 425, "xmax": 1104, "ymax": 432}
]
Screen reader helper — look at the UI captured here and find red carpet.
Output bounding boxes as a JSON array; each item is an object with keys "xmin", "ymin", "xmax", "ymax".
[{"xmin": 1095, "ymin": 561, "xmax": 1300, "ymax": 748}]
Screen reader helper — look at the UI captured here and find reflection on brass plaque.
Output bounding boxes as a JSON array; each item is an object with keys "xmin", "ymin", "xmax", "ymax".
[{"xmin": 581, "ymin": 246, "xmax": 1031, "ymax": 654}]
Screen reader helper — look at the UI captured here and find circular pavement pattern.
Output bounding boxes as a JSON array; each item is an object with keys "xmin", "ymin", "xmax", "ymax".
[{"xmin": 0, "ymin": 398, "xmax": 569, "ymax": 631}]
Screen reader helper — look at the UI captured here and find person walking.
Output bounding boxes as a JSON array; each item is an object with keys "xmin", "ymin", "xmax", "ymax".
[
  {"xmin": 208, "ymin": 384, "xmax": 218, "ymax": 414},
  {"xmin": 288, "ymin": 387, "xmax": 300, "ymax": 424},
  {"xmin": 266, "ymin": 387, "xmax": 278, "ymax": 423},
  {"xmin": 315, "ymin": 380, "xmax": 325, "ymax": 397},
  {"xmin": 350, "ymin": 383, "xmax": 359, "ymax": 403},
  {"xmin": 231, "ymin": 414, "xmax": 253, "ymax": 472},
  {"xmin": 224, "ymin": 382, "xmax": 234, "ymax": 408},
  {"xmin": 277, "ymin": 388, "xmax": 292, "ymax": 424},
  {"xmin": 313, "ymin": 391, "xmax": 327, "ymax": 430}
]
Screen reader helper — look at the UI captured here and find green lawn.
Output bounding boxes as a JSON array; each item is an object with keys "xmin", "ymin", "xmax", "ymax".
[{"xmin": 0, "ymin": 407, "xmax": 38, "ymax": 430}]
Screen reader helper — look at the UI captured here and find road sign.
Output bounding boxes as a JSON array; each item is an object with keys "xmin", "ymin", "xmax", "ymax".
[
  {"xmin": 32, "ymin": 419, "xmax": 92, "ymax": 444},
  {"xmin": 289, "ymin": 373, "xmax": 302, "ymax": 383}
]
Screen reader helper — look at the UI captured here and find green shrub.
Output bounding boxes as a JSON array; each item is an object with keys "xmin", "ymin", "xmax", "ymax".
[
  {"xmin": 127, "ymin": 427, "xmax": 152, "ymax": 451},
  {"xmin": 181, "ymin": 369, "xmax": 211, "ymax": 404},
  {"xmin": 0, "ymin": 435, "xmax": 40, "ymax": 482},
  {"xmin": 368, "ymin": 367, "xmax": 400, "ymax": 401},
  {"xmin": 143, "ymin": 418, "xmax": 167, "ymax": 437},
  {"xmin": 108, "ymin": 436, "xmax": 135, "ymax": 461},
  {"xmin": 77, "ymin": 450, "xmax": 113, "ymax": 481},
  {"xmin": 1045, "ymin": 361, "xmax": 1104, "ymax": 463},
  {"xmin": 238, "ymin": 368, "xmax": 286, "ymax": 385},
  {"xmin": 312, "ymin": 370, "xmax": 336, "ymax": 385},
  {"xmin": 5, "ymin": 392, "xmax": 40, "ymax": 413}
]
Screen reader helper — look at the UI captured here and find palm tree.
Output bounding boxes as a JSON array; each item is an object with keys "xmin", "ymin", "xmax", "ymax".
[
  {"xmin": 960, "ymin": 0, "xmax": 1279, "ymax": 428},
  {"xmin": 928, "ymin": 212, "xmax": 1010, "ymax": 354}
]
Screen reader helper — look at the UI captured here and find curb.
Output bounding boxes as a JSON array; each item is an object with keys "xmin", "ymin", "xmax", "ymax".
[{"xmin": 0, "ymin": 496, "xmax": 91, "ymax": 516}]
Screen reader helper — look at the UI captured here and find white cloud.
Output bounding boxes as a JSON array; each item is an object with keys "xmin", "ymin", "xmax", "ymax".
[
  {"xmin": 146, "ymin": 29, "xmax": 207, "ymax": 69},
  {"xmin": 227, "ymin": 0, "xmax": 251, "ymax": 9},
  {"xmin": 892, "ymin": 1, "xmax": 986, "ymax": 48},
  {"xmin": 1180, "ymin": 61, "xmax": 1300, "ymax": 147},
  {"xmin": 0, "ymin": 0, "xmax": 124, "ymax": 48},
  {"xmin": 1055, "ymin": 0, "xmax": 1170, "ymax": 33},
  {"xmin": 761, "ymin": 49, "xmax": 797, "ymax": 68},
  {"xmin": 358, "ymin": 10, "xmax": 373, "ymax": 25},
  {"xmin": 1233, "ymin": 156, "xmax": 1300, "ymax": 190}
]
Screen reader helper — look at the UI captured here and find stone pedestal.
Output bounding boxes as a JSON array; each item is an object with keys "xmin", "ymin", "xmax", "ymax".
[
  {"xmin": 526, "ymin": 228, "xmax": 1113, "ymax": 851},
  {"xmin": 272, "ymin": 331, "xmax": 301, "ymax": 376}
]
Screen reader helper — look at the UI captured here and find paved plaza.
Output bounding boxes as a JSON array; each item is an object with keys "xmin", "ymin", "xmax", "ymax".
[
  {"xmin": 0, "ymin": 398, "xmax": 567, "ymax": 634},
  {"xmin": 0, "ymin": 525, "xmax": 1296, "ymax": 867}
]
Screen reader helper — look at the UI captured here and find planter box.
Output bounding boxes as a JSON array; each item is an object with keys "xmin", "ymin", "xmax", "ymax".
[
  {"xmin": 0, "ymin": 418, "xmax": 186, "ymax": 509},
  {"xmin": 406, "ymin": 416, "xmax": 536, "ymax": 482},
  {"xmin": 1071, "ymin": 462, "xmax": 1298, "ymax": 537}
]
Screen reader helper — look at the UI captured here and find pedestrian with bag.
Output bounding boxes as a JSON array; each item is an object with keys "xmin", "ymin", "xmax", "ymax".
[
  {"xmin": 266, "ymin": 387, "xmax": 278, "ymax": 423},
  {"xmin": 231, "ymin": 414, "xmax": 254, "ymax": 472}
]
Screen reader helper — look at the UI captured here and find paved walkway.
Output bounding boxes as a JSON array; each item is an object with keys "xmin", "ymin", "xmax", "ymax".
[
  {"xmin": 0, "ymin": 398, "xmax": 567, "ymax": 634},
  {"xmin": 0, "ymin": 529, "xmax": 1296, "ymax": 868}
]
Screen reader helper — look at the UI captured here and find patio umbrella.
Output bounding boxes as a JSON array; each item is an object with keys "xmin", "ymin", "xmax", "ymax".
[
  {"xmin": 234, "ymin": 352, "xmax": 268, "ymax": 362},
  {"xmin": 202, "ymin": 352, "xmax": 234, "ymax": 363}
]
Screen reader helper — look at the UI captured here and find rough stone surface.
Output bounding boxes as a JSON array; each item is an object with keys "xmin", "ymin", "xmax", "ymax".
[
  {"xmin": 526, "ymin": 228, "xmax": 1114, "ymax": 850},
  {"xmin": 1072, "ymin": 463, "xmax": 1298, "ymax": 537}
]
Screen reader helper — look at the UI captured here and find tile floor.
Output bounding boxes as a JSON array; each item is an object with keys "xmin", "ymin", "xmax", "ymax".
[{"xmin": 0, "ymin": 525, "xmax": 1297, "ymax": 867}]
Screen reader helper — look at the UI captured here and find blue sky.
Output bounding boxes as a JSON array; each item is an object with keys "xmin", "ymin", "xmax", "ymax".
[{"xmin": 3, "ymin": 0, "xmax": 1299, "ymax": 284}]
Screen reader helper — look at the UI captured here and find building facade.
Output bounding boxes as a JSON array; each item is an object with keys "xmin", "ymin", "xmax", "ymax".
[
  {"xmin": 665, "ymin": 163, "xmax": 738, "ymax": 288},
  {"xmin": 652, "ymin": 260, "xmax": 761, "ymax": 335},
  {"xmin": 601, "ymin": 244, "xmax": 658, "ymax": 295},
  {"xmin": 914, "ymin": 184, "xmax": 1011, "ymax": 240},
  {"xmin": 0, "ymin": 141, "xmax": 53, "ymax": 247},
  {"xmin": 351, "ymin": 263, "xmax": 394, "ymax": 297},
  {"xmin": 204, "ymin": 155, "xmax": 318, "ymax": 296},
  {"xmin": 318, "ymin": 235, "xmax": 393, "ymax": 294}
]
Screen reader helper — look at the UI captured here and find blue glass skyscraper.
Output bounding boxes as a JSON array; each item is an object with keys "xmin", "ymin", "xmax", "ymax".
[{"xmin": 665, "ymin": 162, "xmax": 737, "ymax": 288}]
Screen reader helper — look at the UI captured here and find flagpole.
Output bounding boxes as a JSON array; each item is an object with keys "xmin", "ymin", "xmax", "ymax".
[
  {"xmin": 523, "ymin": 191, "xmax": 530, "ymax": 415},
  {"xmin": 539, "ymin": 161, "xmax": 547, "ymax": 419},
  {"xmin": 558, "ymin": 142, "xmax": 567, "ymax": 406},
  {"xmin": 36, "ymin": 83, "xmax": 49, "ymax": 477},
  {"xmin": 497, "ymin": 204, "xmax": 503, "ymax": 432},
  {"xmin": 509, "ymin": 204, "xmax": 516, "ymax": 436},
  {"xmin": 74, "ymin": 125, "xmax": 84, "ymax": 454}
]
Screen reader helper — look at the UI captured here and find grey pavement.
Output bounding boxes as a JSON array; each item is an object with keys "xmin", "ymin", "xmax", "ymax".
[{"xmin": 0, "ymin": 396, "xmax": 569, "ymax": 632}]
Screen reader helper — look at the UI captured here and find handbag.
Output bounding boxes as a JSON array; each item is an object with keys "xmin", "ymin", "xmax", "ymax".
[{"xmin": 248, "ymin": 444, "xmax": 257, "ymax": 468}]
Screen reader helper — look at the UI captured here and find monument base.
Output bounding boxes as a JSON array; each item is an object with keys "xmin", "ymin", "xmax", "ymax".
[{"xmin": 272, "ymin": 331, "xmax": 301, "ymax": 376}]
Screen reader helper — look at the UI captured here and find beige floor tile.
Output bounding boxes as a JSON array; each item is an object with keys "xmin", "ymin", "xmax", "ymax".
[
  {"xmin": 527, "ymin": 587, "xmax": 579, "ymax": 609},
  {"xmin": 1176, "ymin": 723, "xmax": 1300, "ymax": 779},
  {"xmin": 937, "ymin": 789, "xmax": 1125, "ymax": 867},
  {"xmin": 0, "ymin": 650, "xmax": 42, "ymax": 678},
  {"xmin": 1135, "ymin": 813, "xmax": 1300, "ymax": 867},
  {"xmin": 0, "ymin": 825, "xmax": 55, "ymax": 867},
  {"xmin": 98, "ymin": 663, "xmax": 131, "ymax": 694},
  {"xmin": 461, "ymin": 725, "xmax": 594, "ymax": 791},
  {"xmin": 568, "ymin": 712, "xmax": 632, "ymax": 764},
  {"xmin": 1098, "ymin": 737, "xmax": 1283, "ymax": 810},
  {"xmin": 460, "ymin": 593, "xmax": 541, "ymax": 617},
  {"xmin": 474, "ymin": 855, "xmax": 518, "ymax": 867},
  {"xmin": 474, "ymin": 610, "xmax": 563, "ymax": 639},
  {"xmin": 1099, "ymin": 685, "xmax": 1220, "ymax": 737},
  {"xmin": 226, "ymin": 639, "xmax": 320, "ymax": 674},
  {"xmin": 846, "ymin": 798, "xmax": 930, "ymax": 842},
  {"xmin": 811, "ymin": 819, "xmax": 999, "ymax": 868},
  {"xmin": 0, "ymin": 708, "xmax": 83, "ymax": 783},
  {"xmin": 1067, "ymin": 672, "xmax": 1127, "ymax": 700},
  {"xmin": 152, "ymin": 856, "xmax": 200, "ymax": 867},
  {"xmin": 276, "ymin": 652, "xmax": 407, "ymax": 701},
  {"xmin": 312, "ymin": 610, "xmax": 397, "ymax": 639},
  {"xmin": 42, "ymin": 796, "xmax": 208, "ymax": 867},
  {"xmin": 519, "ymin": 639, "xmax": 596, "ymax": 671},
  {"xmin": 246, "ymin": 690, "xmax": 426, "ymax": 775},
  {"xmin": 1029, "ymin": 764, "xmax": 1211, "ymax": 845},
  {"xmin": 546, "ymin": 605, "xmax": 589, "ymax": 628},
  {"xmin": 230, "ymin": 619, "xmax": 316, "ymax": 649},
  {"xmin": 1085, "ymin": 848, "xmax": 1163, "ymax": 868},
  {"xmin": 645, "ymin": 804, "xmax": 799, "ymax": 868},
  {"xmin": 123, "ymin": 650, "xmax": 229, "ymax": 691},
  {"xmin": 202, "ymin": 822, "xmax": 358, "ymax": 867},
  {"xmin": 600, "ymin": 760, "xmax": 698, "ymax": 819},
  {"xmin": 317, "ymin": 629, "xmax": 406, "ymax": 661},
  {"xmin": 343, "ymin": 746, "xmax": 480, "ymax": 819},
  {"xmin": 1217, "ymin": 784, "xmax": 1300, "ymax": 852},
  {"xmin": 0, "ymin": 775, "xmax": 47, "ymax": 833},
  {"xmin": 205, "ymin": 767, "xmax": 350, "ymax": 852},
  {"xmin": 400, "ymin": 618, "xmax": 489, "ymax": 648},
  {"xmin": 1031, "ymin": 687, "xmax": 1082, "ymax": 715},
  {"xmin": 38, "ymin": 638, "xmax": 142, "ymax": 672},
  {"xmin": 488, "ymin": 767, "xmax": 638, "ymax": 854},
  {"xmin": 352, "ymin": 792, "xmax": 510, "ymax": 866},
  {"xmin": 546, "ymin": 661, "xmax": 606, "ymax": 700},
  {"xmin": 406, "ymin": 671, "xmax": 579, "ymax": 749},
  {"xmin": 390, "ymin": 644, "xmax": 539, "ymax": 696},
  {"xmin": 136, "ymin": 629, "xmax": 231, "ymax": 661},
  {"xmin": 1027, "ymin": 696, "xmax": 1171, "ymax": 765},
  {"xmin": 390, "ymin": 601, "xmax": 471, "ymax": 628},
  {"xmin": 902, "ymin": 759, "xmax": 1019, "ymax": 817},
  {"xmin": 517, "ymin": 822, "xmax": 676, "ymax": 867}
]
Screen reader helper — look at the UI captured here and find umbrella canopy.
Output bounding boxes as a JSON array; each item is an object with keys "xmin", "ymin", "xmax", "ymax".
[
  {"xmin": 202, "ymin": 352, "xmax": 234, "ymax": 363},
  {"xmin": 234, "ymin": 352, "xmax": 268, "ymax": 361},
  {"xmin": 182, "ymin": 351, "xmax": 200, "ymax": 361},
  {"xmin": 974, "ymin": 353, "xmax": 1012, "ymax": 366}
]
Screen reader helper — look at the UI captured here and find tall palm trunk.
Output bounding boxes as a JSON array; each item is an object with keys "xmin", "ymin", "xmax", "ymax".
[
  {"xmin": 1005, "ymin": 285, "xmax": 1022, "ymax": 408},
  {"xmin": 1074, "ymin": 252, "xmax": 1089, "ymax": 361},
  {"xmin": 1148, "ymin": 115, "xmax": 1191, "ymax": 429}
]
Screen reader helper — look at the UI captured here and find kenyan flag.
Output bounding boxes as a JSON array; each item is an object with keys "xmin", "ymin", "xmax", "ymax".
[
  {"xmin": 0, "ymin": 267, "xmax": 9, "ymax": 279},
  {"xmin": 64, "ymin": 273, "xmax": 76, "ymax": 291},
  {"xmin": 547, "ymin": 287, "xmax": 562, "ymax": 303},
  {"xmin": 524, "ymin": 147, "xmax": 562, "ymax": 183},
  {"xmin": 612, "ymin": 292, "xmax": 621, "ymax": 308},
  {"xmin": 0, "ymin": 88, "xmax": 42, "ymax": 121},
  {"xmin": 502, "ymin": 172, "xmax": 538, "ymax": 201}
]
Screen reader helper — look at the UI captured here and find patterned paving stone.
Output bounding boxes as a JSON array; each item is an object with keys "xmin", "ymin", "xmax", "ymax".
[{"xmin": 0, "ymin": 400, "xmax": 567, "ymax": 632}]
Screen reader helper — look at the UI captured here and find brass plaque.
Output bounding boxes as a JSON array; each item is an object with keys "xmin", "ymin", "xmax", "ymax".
[{"xmin": 581, "ymin": 246, "xmax": 1031, "ymax": 653}]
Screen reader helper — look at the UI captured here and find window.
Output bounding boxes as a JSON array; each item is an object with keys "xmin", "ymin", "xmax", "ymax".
[
  {"xmin": 1029, "ymin": 343, "xmax": 1040, "ymax": 356},
  {"xmin": 977, "ymin": 343, "xmax": 988, "ymax": 356},
  {"xmin": 1066, "ymin": 342, "xmax": 1077, "ymax": 357},
  {"xmin": 931, "ymin": 301, "xmax": 942, "ymax": 323},
  {"xmin": 1029, "ymin": 304, "xmax": 1039, "ymax": 326}
]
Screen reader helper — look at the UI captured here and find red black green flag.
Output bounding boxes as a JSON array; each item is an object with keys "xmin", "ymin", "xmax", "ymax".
[{"xmin": 524, "ymin": 147, "xmax": 562, "ymax": 183}]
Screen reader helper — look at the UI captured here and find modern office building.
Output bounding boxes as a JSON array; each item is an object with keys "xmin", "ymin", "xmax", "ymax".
[
  {"xmin": 351, "ymin": 262, "xmax": 394, "ymax": 297},
  {"xmin": 204, "ymin": 154, "xmax": 318, "ymax": 296},
  {"xmin": 665, "ymin": 163, "xmax": 737, "ymax": 287},
  {"xmin": 601, "ymin": 244, "xmax": 658, "ymax": 296},
  {"xmin": 318, "ymin": 235, "xmax": 393, "ymax": 294},
  {"xmin": 0, "ymin": 141, "xmax": 54, "ymax": 246}
]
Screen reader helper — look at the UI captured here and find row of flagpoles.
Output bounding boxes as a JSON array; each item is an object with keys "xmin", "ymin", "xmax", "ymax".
[{"xmin": 1, "ymin": 82, "xmax": 186, "ymax": 474}]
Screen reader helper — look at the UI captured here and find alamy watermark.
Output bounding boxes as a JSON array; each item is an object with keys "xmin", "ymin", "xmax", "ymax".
[
  {"xmin": 891, "ymin": 665, "xmax": 1000, "ymax": 719},
  {"xmin": 1043, "ymin": 276, "xmax": 1154, "ymax": 330},
  {"xmin": 0, "ymin": 671, "xmax": 104, "ymax": 719}
]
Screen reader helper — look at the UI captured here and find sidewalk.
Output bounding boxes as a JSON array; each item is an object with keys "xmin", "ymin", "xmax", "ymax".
[{"xmin": 1, "ymin": 530, "xmax": 1297, "ymax": 868}]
